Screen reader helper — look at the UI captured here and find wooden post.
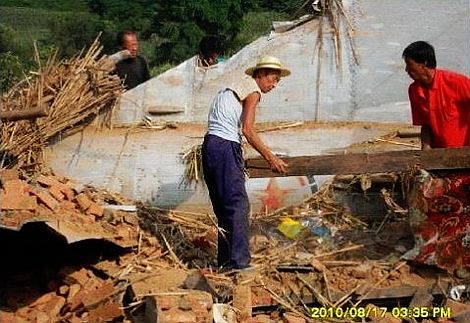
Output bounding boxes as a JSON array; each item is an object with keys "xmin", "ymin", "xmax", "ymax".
[{"xmin": 0, "ymin": 106, "xmax": 48, "ymax": 122}]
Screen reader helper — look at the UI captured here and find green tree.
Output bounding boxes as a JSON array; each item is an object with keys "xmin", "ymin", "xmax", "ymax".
[
  {"xmin": 0, "ymin": 52, "xmax": 24, "ymax": 92},
  {"xmin": 47, "ymin": 13, "xmax": 117, "ymax": 57},
  {"xmin": 259, "ymin": 0, "xmax": 308, "ymax": 15},
  {"xmin": 87, "ymin": 0, "xmax": 155, "ymax": 34},
  {"xmin": 0, "ymin": 24, "xmax": 25, "ymax": 91},
  {"xmin": 151, "ymin": 0, "xmax": 256, "ymax": 65}
]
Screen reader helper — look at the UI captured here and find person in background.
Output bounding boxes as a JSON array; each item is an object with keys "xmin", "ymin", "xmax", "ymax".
[
  {"xmin": 198, "ymin": 36, "xmax": 223, "ymax": 68},
  {"xmin": 110, "ymin": 30, "xmax": 150, "ymax": 90},
  {"xmin": 402, "ymin": 41, "xmax": 470, "ymax": 276},
  {"xmin": 202, "ymin": 56, "xmax": 290, "ymax": 271}
]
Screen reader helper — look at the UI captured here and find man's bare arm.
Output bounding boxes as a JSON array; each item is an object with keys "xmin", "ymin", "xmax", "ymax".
[{"xmin": 241, "ymin": 92, "xmax": 287, "ymax": 173}]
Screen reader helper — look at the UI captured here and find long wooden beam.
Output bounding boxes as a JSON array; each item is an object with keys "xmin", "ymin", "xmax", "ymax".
[{"xmin": 245, "ymin": 147, "xmax": 470, "ymax": 178}]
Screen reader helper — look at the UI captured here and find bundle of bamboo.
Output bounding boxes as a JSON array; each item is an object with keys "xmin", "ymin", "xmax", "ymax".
[{"xmin": 0, "ymin": 39, "xmax": 123, "ymax": 169}]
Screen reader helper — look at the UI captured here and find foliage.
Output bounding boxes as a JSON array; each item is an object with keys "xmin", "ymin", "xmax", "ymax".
[
  {"xmin": 0, "ymin": 0, "xmax": 88, "ymax": 11},
  {"xmin": 1, "ymin": 0, "xmax": 305, "ymax": 74},
  {"xmin": 0, "ymin": 52, "xmax": 24, "ymax": 93},
  {"xmin": 47, "ymin": 13, "xmax": 117, "ymax": 57},
  {"xmin": 231, "ymin": 10, "xmax": 289, "ymax": 53},
  {"xmin": 150, "ymin": 63, "xmax": 175, "ymax": 78},
  {"xmin": 87, "ymin": 0, "xmax": 155, "ymax": 33},
  {"xmin": 259, "ymin": 0, "xmax": 309, "ymax": 15},
  {"xmin": 151, "ymin": 0, "xmax": 257, "ymax": 64}
]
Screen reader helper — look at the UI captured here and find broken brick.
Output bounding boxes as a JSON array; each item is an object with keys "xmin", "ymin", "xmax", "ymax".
[
  {"xmin": 67, "ymin": 284, "xmax": 81, "ymax": 302},
  {"xmin": 36, "ymin": 174, "xmax": 61, "ymax": 187},
  {"xmin": 54, "ymin": 183, "xmax": 75, "ymax": 201},
  {"xmin": 40, "ymin": 295, "xmax": 66, "ymax": 319},
  {"xmin": 75, "ymin": 193, "xmax": 92, "ymax": 211},
  {"xmin": 2, "ymin": 179, "xmax": 29, "ymax": 195},
  {"xmin": 15, "ymin": 307, "xmax": 36, "ymax": 320},
  {"xmin": 80, "ymin": 281, "xmax": 115, "ymax": 308},
  {"xmin": 252, "ymin": 288, "xmax": 273, "ymax": 306},
  {"xmin": 48, "ymin": 185, "xmax": 65, "ymax": 201},
  {"xmin": 254, "ymin": 314, "xmax": 273, "ymax": 323},
  {"xmin": 233, "ymin": 285, "xmax": 252, "ymax": 321},
  {"xmin": 87, "ymin": 302, "xmax": 124, "ymax": 322},
  {"xmin": 155, "ymin": 295, "xmax": 179, "ymax": 310},
  {"xmin": 0, "ymin": 310, "xmax": 16, "ymax": 323},
  {"xmin": 445, "ymin": 299, "xmax": 470, "ymax": 317},
  {"xmin": 115, "ymin": 227, "xmax": 130, "ymax": 240},
  {"xmin": 0, "ymin": 193, "xmax": 37, "ymax": 211},
  {"xmin": 31, "ymin": 189, "xmax": 59, "ymax": 211},
  {"xmin": 62, "ymin": 268, "xmax": 93, "ymax": 286},
  {"xmin": 0, "ymin": 169, "xmax": 19, "ymax": 182},
  {"xmin": 188, "ymin": 291, "xmax": 213, "ymax": 310},
  {"xmin": 240, "ymin": 319, "xmax": 259, "ymax": 323},
  {"xmin": 282, "ymin": 313, "xmax": 306, "ymax": 323},
  {"xmin": 159, "ymin": 307, "xmax": 197, "ymax": 323},
  {"xmin": 61, "ymin": 200, "xmax": 77, "ymax": 210},
  {"xmin": 86, "ymin": 202, "xmax": 104, "ymax": 218},
  {"xmin": 35, "ymin": 311, "xmax": 50, "ymax": 323},
  {"xmin": 59, "ymin": 285, "xmax": 70, "ymax": 296},
  {"xmin": 123, "ymin": 213, "xmax": 139, "ymax": 226}
]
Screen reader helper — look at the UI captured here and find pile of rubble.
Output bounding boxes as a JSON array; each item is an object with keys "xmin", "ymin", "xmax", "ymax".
[
  {"xmin": 0, "ymin": 169, "xmax": 138, "ymax": 247},
  {"xmin": 1, "ymin": 167, "xmax": 470, "ymax": 322}
]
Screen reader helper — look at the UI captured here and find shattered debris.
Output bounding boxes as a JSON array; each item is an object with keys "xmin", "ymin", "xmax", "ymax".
[{"xmin": 0, "ymin": 164, "xmax": 465, "ymax": 323}]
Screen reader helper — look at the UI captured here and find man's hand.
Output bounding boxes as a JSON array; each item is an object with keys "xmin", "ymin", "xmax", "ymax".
[
  {"xmin": 267, "ymin": 154, "xmax": 288, "ymax": 174},
  {"xmin": 108, "ymin": 50, "xmax": 133, "ymax": 64}
]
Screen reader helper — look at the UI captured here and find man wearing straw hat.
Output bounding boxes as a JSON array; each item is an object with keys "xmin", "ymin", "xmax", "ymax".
[{"xmin": 202, "ymin": 55, "xmax": 290, "ymax": 270}]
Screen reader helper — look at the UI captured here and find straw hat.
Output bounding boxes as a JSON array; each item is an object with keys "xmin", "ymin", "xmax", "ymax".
[{"xmin": 245, "ymin": 55, "xmax": 291, "ymax": 77}]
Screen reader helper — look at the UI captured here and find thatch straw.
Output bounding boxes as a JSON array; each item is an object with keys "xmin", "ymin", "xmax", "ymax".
[
  {"xmin": 180, "ymin": 143, "xmax": 204, "ymax": 188},
  {"xmin": 0, "ymin": 37, "xmax": 123, "ymax": 170}
]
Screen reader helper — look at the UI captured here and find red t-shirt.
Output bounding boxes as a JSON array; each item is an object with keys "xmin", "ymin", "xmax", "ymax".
[{"xmin": 409, "ymin": 69, "xmax": 470, "ymax": 148}]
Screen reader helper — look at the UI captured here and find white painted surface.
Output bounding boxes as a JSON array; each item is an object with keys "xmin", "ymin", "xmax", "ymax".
[
  {"xmin": 113, "ymin": 0, "xmax": 470, "ymax": 126},
  {"xmin": 45, "ymin": 124, "xmax": 392, "ymax": 212}
]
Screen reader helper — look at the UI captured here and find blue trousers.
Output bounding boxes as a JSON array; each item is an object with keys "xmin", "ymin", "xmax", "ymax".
[{"xmin": 202, "ymin": 134, "xmax": 251, "ymax": 269}]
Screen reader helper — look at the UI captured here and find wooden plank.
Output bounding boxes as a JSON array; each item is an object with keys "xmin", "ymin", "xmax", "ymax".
[{"xmin": 245, "ymin": 147, "xmax": 470, "ymax": 178}]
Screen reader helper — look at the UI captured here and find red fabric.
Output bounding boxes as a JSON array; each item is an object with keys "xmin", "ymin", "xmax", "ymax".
[
  {"xmin": 405, "ymin": 170, "xmax": 470, "ymax": 272},
  {"xmin": 409, "ymin": 69, "xmax": 470, "ymax": 148}
]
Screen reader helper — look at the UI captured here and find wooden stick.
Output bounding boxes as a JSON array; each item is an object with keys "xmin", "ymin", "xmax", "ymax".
[
  {"xmin": 257, "ymin": 121, "xmax": 304, "ymax": 133},
  {"xmin": 313, "ymin": 244, "xmax": 363, "ymax": 258},
  {"xmin": 375, "ymin": 138, "xmax": 420, "ymax": 148},
  {"xmin": 260, "ymin": 278, "xmax": 309, "ymax": 319},
  {"xmin": 322, "ymin": 260, "xmax": 361, "ymax": 266},
  {"xmin": 296, "ymin": 273, "xmax": 333, "ymax": 308},
  {"xmin": 323, "ymin": 271, "xmax": 332, "ymax": 302},
  {"xmin": 161, "ymin": 234, "xmax": 187, "ymax": 270},
  {"xmin": 333, "ymin": 283, "xmax": 362, "ymax": 308},
  {"xmin": 0, "ymin": 106, "xmax": 48, "ymax": 121}
]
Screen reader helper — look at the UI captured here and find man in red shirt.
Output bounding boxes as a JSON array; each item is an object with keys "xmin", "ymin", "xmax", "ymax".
[
  {"xmin": 402, "ymin": 41, "xmax": 470, "ymax": 275},
  {"xmin": 403, "ymin": 41, "xmax": 470, "ymax": 149}
]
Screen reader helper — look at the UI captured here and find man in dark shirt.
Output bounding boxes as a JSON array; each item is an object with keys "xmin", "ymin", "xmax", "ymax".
[{"xmin": 114, "ymin": 30, "xmax": 150, "ymax": 90}]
